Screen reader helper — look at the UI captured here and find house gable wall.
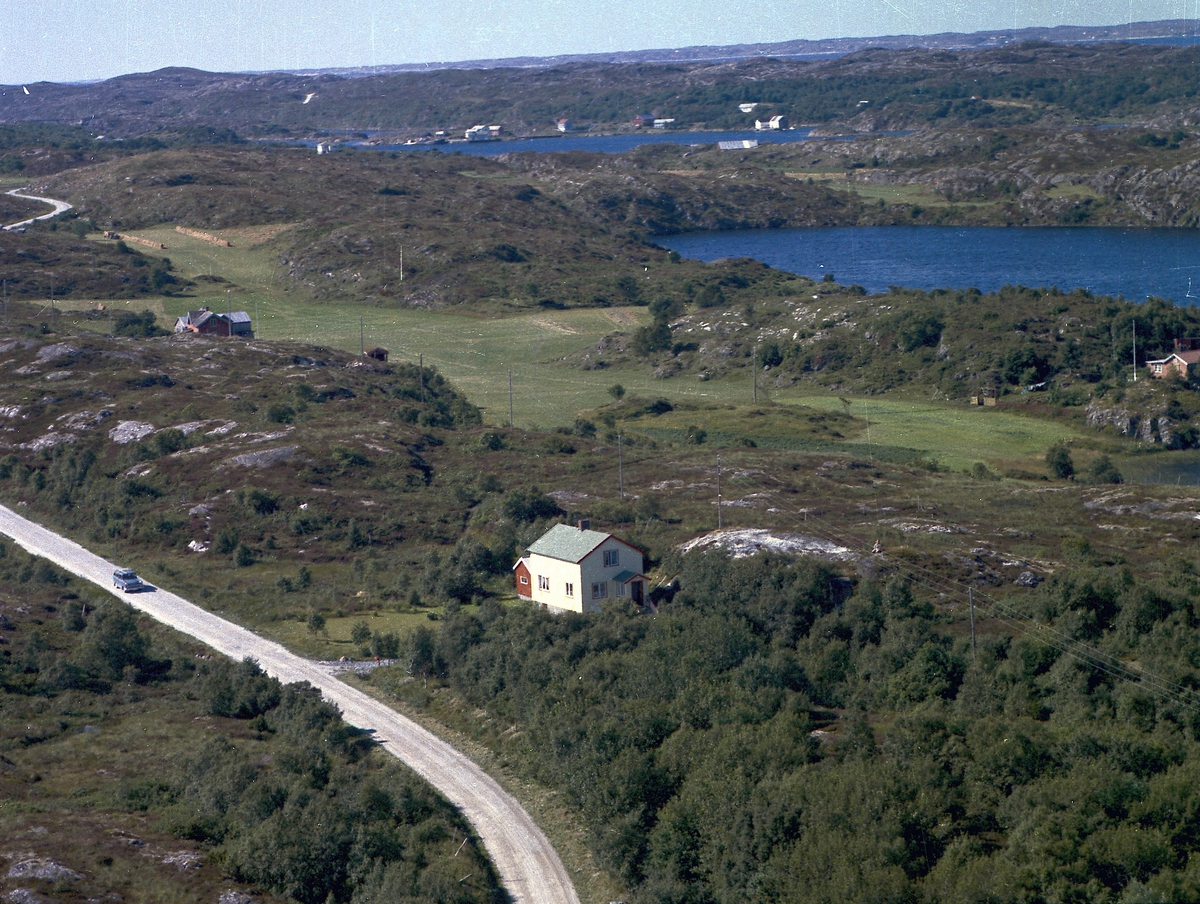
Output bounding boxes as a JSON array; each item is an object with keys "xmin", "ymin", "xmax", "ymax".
[
  {"xmin": 579, "ymin": 538, "xmax": 644, "ymax": 609},
  {"xmin": 514, "ymin": 560, "xmax": 533, "ymax": 600},
  {"xmin": 527, "ymin": 554, "xmax": 584, "ymax": 613}
]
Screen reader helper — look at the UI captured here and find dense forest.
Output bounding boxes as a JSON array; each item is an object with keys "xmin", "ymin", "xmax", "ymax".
[{"xmin": 383, "ymin": 549, "xmax": 1200, "ymax": 904}]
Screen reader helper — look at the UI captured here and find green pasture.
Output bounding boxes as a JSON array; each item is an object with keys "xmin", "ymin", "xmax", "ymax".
[
  {"xmin": 55, "ymin": 227, "xmax": 1101, "ymax": 472},
  {"xmin": 770, "ymin": 392, "xmax": 1084, "ymax": 472}
]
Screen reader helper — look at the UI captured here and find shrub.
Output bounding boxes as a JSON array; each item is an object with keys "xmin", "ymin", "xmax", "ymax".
[
  {"xmin": 1088, "ymin": 455, "xmax": 1123, "ymax": 484},
  {"xmin": 502, "ymin": 488, "xmax": 564, "ymax": 523},
  {"xmin": 1046, "ymin": 442, "xmax": 1075, "ymax": 480},
  {"xmin": 267, "ymin": 404, "xmax": 295, "ymax": 424},
  {"xmin": 114, "ymin": 310, "xmax": 167, "ymax": 338}
]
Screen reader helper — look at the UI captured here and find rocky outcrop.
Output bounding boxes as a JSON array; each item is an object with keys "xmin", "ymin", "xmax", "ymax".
[{"xmin": 1085, "ymin": 403, "xmax": 1189, "ymax": 448}]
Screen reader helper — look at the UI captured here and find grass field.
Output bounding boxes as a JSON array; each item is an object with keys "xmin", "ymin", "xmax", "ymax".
[{"xmin": 44, "ymin": 226, "xmax": 1111, "ymax": 475}]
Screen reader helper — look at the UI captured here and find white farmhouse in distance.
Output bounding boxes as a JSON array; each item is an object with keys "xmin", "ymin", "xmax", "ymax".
[
  {"xmin": 514, "ymin": 521, "xmax": 647, "ymax": 613},
  {"xmin": 755, "ymin": 114, "xmax": 789, "ymax": 131}
]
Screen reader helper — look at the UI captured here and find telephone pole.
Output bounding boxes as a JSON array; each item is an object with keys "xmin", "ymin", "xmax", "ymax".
[
  {"xmin": 419, "ymin": 353, "xmax": 425, "ymax": 404},
  {"xmin": 508, "ymin": 370, "xmax": 514, "ymax": 428},
  {"xmin": 1132, "ymin": 320, "xmax": 1137, "ymax": 382},
  {"xmin": 618, "ymin": 435, "xmax": 624, "ymax": 500},
  {"xmin": 360, "ymin": 315, "xmax": 364, "ymax": 355},
  {"xmin": 969, "ymin": 587, "xmax": 977, "ymax": 664},
  {"xmin": 716, "ymin": 454, "xmax": 723, "ymax": 529},
  {"xmin": 752, "ymin": 344, "xmax": 758, "ymax": 403}
]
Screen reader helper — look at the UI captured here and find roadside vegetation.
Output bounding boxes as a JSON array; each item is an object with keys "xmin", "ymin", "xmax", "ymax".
[
  {"xmin": 371, "ymin": 548, "xmax": 1200, "ymax": 904},
  {"xmin": 0, "ymin": 541, "xmax": 502, "ymax": 904}
]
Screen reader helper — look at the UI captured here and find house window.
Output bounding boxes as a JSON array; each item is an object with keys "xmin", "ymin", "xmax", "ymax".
[
  {"xmin": 603, "ymin": 549, "xmax": 619, "ymax": 567},
  {"xmin": 565, "ymin": 583, "xmax": 574, "ymax": 598},
  {"xmin": 591, "ymin": 581, "xmax": 607, "ymax": 600},
  {"xmin": 519, "ymin": 575, "xmax": 529, "ymax": 585},
  {"xmin": 616, "ymin": 582, "xmax": 626, "ymax": 598},
  {"xmin": 538, "ymin": 575, "xmax": 550, "ymax": 591}
]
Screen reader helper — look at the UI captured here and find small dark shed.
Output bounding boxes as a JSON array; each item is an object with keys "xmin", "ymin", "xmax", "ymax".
[{"xmin": 365, "ymin": 347, "xmax": 389, "ymax": 362}]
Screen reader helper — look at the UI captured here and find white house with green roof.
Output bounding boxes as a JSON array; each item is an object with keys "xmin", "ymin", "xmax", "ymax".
[{"xmin": 514, "ymin": 521, "xmax": 647, "ymax": 613}]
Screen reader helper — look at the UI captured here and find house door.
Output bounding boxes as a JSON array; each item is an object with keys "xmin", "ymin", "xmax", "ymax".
[{"xmin": 631, "ymin": 581, "xmax": 644, "ymax": 605}]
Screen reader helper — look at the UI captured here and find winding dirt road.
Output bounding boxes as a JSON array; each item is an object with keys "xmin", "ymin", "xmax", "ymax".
[
  {"xmin": 0, "ymin": 503, "xmax": 579, "ymax": 904},
  {"xmin": 3, "ymin": 188, "xmax": 74, "ymax": 230}
]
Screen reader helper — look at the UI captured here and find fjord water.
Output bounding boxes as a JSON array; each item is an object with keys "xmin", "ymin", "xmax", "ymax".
[
  {"xmin": 380, "ymin": 128, "xmax": 820, "ymax": 155},
  {"xmin": 660, "ymin": 226, "xmax": 1200, "ymax": 304}
]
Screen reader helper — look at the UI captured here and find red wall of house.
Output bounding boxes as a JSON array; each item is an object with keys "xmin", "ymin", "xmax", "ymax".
[{"xmin": 514, "ymin": 561, "xmax": 532, "ymax": 599}]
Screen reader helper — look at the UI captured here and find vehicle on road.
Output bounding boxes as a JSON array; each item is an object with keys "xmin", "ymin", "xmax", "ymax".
[{"xmin": 112, "ymin": 568, "xmax": 145, "ymax": 592}]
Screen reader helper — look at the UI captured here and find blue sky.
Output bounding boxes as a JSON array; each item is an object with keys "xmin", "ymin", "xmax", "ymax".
[{"xmin": 2, "ymin": 1, "xmax": 1199, "ymax": 84}]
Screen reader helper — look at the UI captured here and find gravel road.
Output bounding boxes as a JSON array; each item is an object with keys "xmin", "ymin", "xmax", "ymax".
[
  {"xmin": 3, "ymin": 188, "xmax": 74, "ymax": 230},
  {"xmin": 0, "ymin": 503, "xmax": 580, "ymax": 904}
]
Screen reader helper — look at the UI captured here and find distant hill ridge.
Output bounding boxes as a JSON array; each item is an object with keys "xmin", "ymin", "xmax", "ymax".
[
  {"xmin": 296, "ymin": 17, "xmax": 1200, "ymax": 75},
  {"xmin": 4, "ymin": 19, "xmax": 1200, "ymax": 139}
]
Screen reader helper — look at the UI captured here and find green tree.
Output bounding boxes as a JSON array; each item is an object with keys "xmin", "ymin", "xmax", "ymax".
[
  {"xmin": 350, "ymin": 621, "xmax": 372, "ymax": 648},
  {"xmin": 1046, "ymin": 442, "xmax": 1075, "ymax": 480}
]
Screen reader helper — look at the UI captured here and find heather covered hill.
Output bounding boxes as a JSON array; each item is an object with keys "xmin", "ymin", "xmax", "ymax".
[{"xmin": 8, "ymin": 41, "xmax": 1200, "ymax": 139}]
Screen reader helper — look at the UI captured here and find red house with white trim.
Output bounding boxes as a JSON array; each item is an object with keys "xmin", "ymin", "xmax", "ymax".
[{"xmin": 1148, "ymin": 338, "xmax": 1200, "ymax": 380}]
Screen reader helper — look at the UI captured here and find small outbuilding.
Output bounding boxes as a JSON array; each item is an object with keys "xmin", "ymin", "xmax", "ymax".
[
  {"xmin": 365, "ymin": 347, "xmax": 389, "ymax": 362},
  {"xmin": 514, "ymin": 520, "xmax": 647, "ymax": 613}
]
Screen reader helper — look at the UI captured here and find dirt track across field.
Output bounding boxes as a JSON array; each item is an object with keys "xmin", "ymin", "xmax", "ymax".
[{"xmin": 0, "ymin": 503, "xmax": 579, "ymax": 904}]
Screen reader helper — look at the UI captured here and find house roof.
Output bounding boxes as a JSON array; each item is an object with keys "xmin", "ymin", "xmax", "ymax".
[
  {"xmin": 612, "ymin": 570, "xmax": 646, "ymax": 584},
  {"xmin": 226, "ymin": 311, "xmax": 252, "ymax": 324},
  {"xmin": 1149, "ymin": 350, "xmax": 1200, "ymax": 365},
  {"xmin": 527, "ymin": 523, "xmax": 612, "ymax": 563}
]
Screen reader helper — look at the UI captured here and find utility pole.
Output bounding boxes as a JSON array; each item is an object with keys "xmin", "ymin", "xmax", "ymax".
[
  {"xmin": 108, "ymin": 309, "xmax": 113, "ymax": 338},
  {"xmin": 360, "ymin": 315, "xmax": 364, "ymax": 355},
  {"xmin": 2, "ymin": 279, "xmax": 7, "ymax": 328},
  {"xmin": 419, "ymin": 353, "xmax": 425, "ymax": 404},
  {"xmin": 508, "ymin": 370, "xmax": 514, "ymax": 428},
  {"xmin": 1132, "ymin": 319, "xmax": 1137, "ymax": 382},
  {"xmin": 618, "ymin": 434, "xmax": 624, "ymax": 500},
  {"xmin": 255, "ymin": 298, "xmax": 260, "ymax": 339},
  {"xmin": 752, "ymin": 343, "xmax": 758, "ymax": 403},
  {"xmin": 49, "ymin": 272, "xmax": 54, "ymax": 319},
  {"xmin": 400, "ymin": 246, "xmax": 404, "ymax": 282},
  {"xmin": 969, "ymin": 587, "xmax": 977, "ymax": 664},
  {"xmin": 716, "ymin": 454, "xmax": 723, "ymax": 530}
]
